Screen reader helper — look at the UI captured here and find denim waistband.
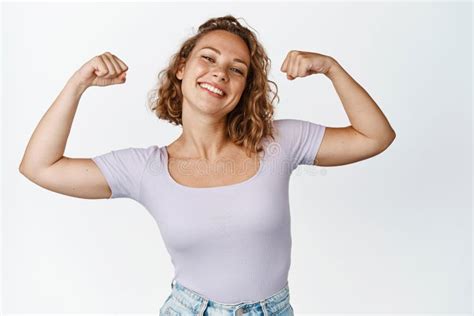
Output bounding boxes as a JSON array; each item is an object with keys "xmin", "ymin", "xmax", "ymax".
[{"xmin": 168, "ymin": 279, "xmax": 291, "ymax": 316}]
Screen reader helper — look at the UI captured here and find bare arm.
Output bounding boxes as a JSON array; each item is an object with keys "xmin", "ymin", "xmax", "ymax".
[
  {"xmin": 19, "ymin": 75, "xmax": 87, "ymax": 173},
  {"xmin": 280, "ymin": 51, "xmax": 395, "ymax": 167},
  {"xmin": 19, "ymin": 52, "xmax": 128, "ymax": 199},
  {"xmin": 313, "ymin": 58, "xmax": 396, "ymax": 166}
]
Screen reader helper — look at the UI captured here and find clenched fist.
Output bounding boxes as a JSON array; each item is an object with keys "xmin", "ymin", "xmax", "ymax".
[{"xmin": 73, "ymin": 52, "xmax": 128, "ymax": 88}]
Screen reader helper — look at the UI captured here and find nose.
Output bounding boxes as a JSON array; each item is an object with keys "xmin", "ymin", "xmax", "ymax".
[{"xmin": 212, "ymin": 67, "xmax": 228, "ymax": 82}]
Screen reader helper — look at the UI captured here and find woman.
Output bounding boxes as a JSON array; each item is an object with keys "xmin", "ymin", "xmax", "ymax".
[{"xmin": 19, "ymin": 15, "xmax": 396, "ymax": 316}]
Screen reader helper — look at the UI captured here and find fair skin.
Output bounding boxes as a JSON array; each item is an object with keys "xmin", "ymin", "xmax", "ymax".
[
  {"xmin": 18, "ymin": 52, "xmax": 128, "ymax": 199},
  {"xmin": 170, "ymin": 32, "xmax": 396, "ymax": 175},
  {"xmin": 166, "ymin": 30, "xmax": 261, "ymax": 186},
  {"xmin": 170, "ymin": 30, "xmax": 251, "ymax": 161},
  {"xmin": 18, "ymin": 30, "xmax": 395, "ymax": 199},
  {"xmin": 280, "ymin": 50, "xmax": 396, "ymax": 166}
]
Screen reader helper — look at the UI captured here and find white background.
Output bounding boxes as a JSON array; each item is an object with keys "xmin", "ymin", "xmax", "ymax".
[{"xmin": 3, "ymin": 0, "xmax": 472, "ymax": 315}]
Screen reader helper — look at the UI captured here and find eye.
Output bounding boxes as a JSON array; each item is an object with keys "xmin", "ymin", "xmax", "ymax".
[
  {"xmin": 231, "ymin": 67, "xmax": 244, "ymax": 75},
  {"xmin": 202, "ymin": 55, "xmax": 245, "ymax": 76},
  {"xmin": 202, "ymin": 55, "xmax": 214, "ymax": 62}
]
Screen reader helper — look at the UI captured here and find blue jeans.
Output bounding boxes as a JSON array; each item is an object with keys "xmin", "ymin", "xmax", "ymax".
[{"xmin": 160, "ymin": 279, "xmax": 294, "ymax": 316}]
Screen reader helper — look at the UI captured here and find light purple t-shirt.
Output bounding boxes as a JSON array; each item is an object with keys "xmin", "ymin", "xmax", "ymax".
[{"xmin": 92, "ymin": 118, "xmax": 326, "ymax": 304}]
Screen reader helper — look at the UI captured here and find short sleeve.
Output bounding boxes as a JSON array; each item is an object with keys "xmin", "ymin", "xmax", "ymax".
[
  {"xmin": 92, "ymin": 146, "xmax": 156, "ymax": 200},
  {"xmin": 274, "ymin": 119, "xmax": 326, "ymax": 170}
]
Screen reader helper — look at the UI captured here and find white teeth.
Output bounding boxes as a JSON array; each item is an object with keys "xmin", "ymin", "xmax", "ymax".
[{"xmin": 199, "ymin": 83, "xmax": 224, "ymax": 96}]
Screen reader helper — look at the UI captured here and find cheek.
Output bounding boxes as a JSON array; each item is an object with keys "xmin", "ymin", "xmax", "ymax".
[
  {"xmin": 195, "ymin": 60, "xmax": 210, "ymax": 71},
  {"xmin": 238, "ymin": 82, "xmax": 247, "ymax": 94}
]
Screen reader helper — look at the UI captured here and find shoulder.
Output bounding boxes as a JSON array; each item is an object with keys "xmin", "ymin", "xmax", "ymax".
[
  {"xmin": 271, "ymin": 118, "xmax": 325, "ymax": 142},
  {"xmin": 272, "ymin": 118, "xmax": 317, "ymax": 133},
  {"xmin": 92, "ymin": 144, "xmax": 161, "ymax": 173},
  {"xmin": 270, "ymin": 118, "xmax": 326, "ymax": 168},
  {"xmin": 108, "ymin": 144, "xmax": 160, "ymax": 162},
  {"xmin": 91, "ymin": 144, "xmax": 161, "ymax": 200}
]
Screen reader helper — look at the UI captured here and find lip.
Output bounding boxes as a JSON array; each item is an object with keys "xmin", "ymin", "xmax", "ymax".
[{"xmin": 198, "ymin": 81, "xmax": 226, "ymax": 96}]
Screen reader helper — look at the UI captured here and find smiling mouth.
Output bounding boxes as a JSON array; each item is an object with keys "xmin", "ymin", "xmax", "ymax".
[{"xmin": 198, "ymin": 83, "xmax": 226, "ymax": 98}]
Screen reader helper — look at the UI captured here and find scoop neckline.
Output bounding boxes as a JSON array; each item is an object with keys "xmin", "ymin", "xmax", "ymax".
[{"xmin": 163, "ymin": 145, "xmax": 264, "ymax": 190}]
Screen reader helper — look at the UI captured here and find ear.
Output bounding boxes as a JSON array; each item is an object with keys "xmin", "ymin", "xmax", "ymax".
[{"xmin": 176, "ymin": 57, "xmax": 186, "ymax": 80}]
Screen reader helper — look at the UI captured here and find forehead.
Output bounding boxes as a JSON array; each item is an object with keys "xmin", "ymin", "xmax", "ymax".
[{"xmin": 194, "ymin": 30, "xmax": 250, "ymax": 62}]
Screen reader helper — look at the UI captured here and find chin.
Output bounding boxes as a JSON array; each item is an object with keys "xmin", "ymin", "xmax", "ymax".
[{"xmin": 189, "ymin": 102, "xmax": 224, "ymax": 115}]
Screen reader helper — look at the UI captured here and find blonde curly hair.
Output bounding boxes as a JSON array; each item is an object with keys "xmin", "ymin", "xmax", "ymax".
[{"xmin": 146, "ymin": 15, "xmax": 279, "ymax": 158}]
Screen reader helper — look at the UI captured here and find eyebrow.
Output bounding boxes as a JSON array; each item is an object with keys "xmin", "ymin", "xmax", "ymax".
[{"xmin": 199, "ymin": 46, "xmax": 249, "ymax": 68}]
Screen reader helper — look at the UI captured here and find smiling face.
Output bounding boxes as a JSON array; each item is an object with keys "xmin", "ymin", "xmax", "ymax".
[{"xmin": 176, "ymin": 30, "xmax": 251, "ymax": 118}]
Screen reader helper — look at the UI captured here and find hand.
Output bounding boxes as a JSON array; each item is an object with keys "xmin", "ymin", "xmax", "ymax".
[
  {"xmin": 72, "ymin": 52, "xmax": 128, "ymax": 88},
  {"xmin": 280, "ymin": 50, "xmax": 335, "ymax": 80}
]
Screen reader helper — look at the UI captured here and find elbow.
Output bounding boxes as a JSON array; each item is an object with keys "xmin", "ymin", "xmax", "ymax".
[
  {"xmin": 19, "ymin": 163, "xmax": 25, "ymax": 175},
  {"xmin": 388, "ymin": 129, "xmax": 396, "ymax": 143},
  {"xmin": 19, "ymin": 159, "xmax": 30, "ymax": 175},
  {"xmin": 18, "ymin": 164, "xmax": 38, "ymax": 184},
  {"xmin": 19, "ymin": 155, "xmax": 29, "ymax": 174},
  {"xmin": 19, "ymin": 165, "xmax": 31, "ymax": 180},
  {"xmin": 378, "ymin": 131, "xmax": 396, "ymax": 151},
  {"xmin": 19, "ymin": 162, "xmax": 34, "ymax": 177}
]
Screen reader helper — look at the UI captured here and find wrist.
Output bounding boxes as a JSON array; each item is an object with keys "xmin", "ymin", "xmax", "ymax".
[
  {"xmin": 67, "ymin": 72, "xmax": 89, "ymax": 95},
  {"xmin": 325, "ymin": 57, "xmax": 342, "ymax": 80}
]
